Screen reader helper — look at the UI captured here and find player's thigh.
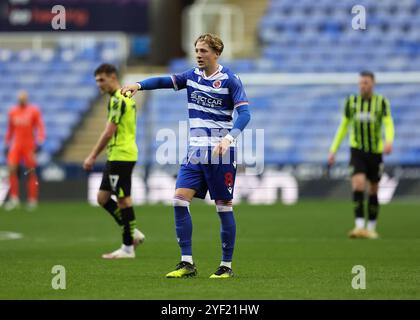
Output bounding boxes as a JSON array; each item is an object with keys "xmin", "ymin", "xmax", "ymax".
[
  {"xmin": 7, "ymin": 148, "xmax": 21, "ymax": 169},
  {"xmin": 174, "ymin": 188, "xmax": 196, "ymax": 202},
  {"xmin": 22, "ymin": 149, "xmax": 36, "ymax": 169},
  {"xmin": 111, "ymin": 161, "xmax": 136, "ymax": 199},
  {"xmin": 117, "ymin": 196, "xmax": 133, "ymax": 209},
  {"xmin": 206, "ymin": 162, "xmax": 237, "ymax": 201},
  {"xmin": 8, "ymin": 163, "xmax": 18, "ymax": 174},
  {"xmin": 349, "ymin": 148, "xmax": 367, "ymax": 190},
  {"xmin": 349, "ymin": 148, "xmax": 367, "ymax": 174},
  {"xmin": 97, "ymin": 190, "xmax": 112, "ymax": 206},
  {"xmin": 351, "ymin": 173, "xmax": 366, "ymax": 191},
  {"xmin": 99, "ymin": 161, "xmax": 113, "ymax": 193},
  {"xmin": 99, "ymin": 161, "xmax": 135, "ymax": 198},
  {"xmin": 366, "ymin": 153, "xmax": 383, "ymax": 185},
  {"xmin": 175, "ymin": 163, "xmax": 205, "ymax": 200}
]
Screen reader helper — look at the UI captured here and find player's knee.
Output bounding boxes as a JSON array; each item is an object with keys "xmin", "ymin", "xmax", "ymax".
[
  {"xmin": 173, "ymin": 195, "xmax": 190, "ymax": 207},
  {"xmin": 8, "ymin": 166, "xmax": 18, "ymax": 174},
  {"xmin": 352, "ymin": 177, "xmax": 365, "ymax": 191},
  {"xmin": 215, "ymin": 200, "xmax": 233, "ymax": 212},
  {"xmin": 369, "ymin": 184, "xmax": 379, "ymax": 195},
  {"xmin": 97, "ymin": 193, "xmax": 109, "ymax": 207},
  {"xmin": 117, "ymin": 197, "xmax": 132, "ymax": 208},
  {"xmin": 353, "ymin": 185, "xmax": 364, "ymax": 192}
]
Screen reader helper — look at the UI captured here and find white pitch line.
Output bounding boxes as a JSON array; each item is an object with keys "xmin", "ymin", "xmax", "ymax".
[{"xmin": 0, "ymin": 231, "xmax": 23, "ymax": 241}]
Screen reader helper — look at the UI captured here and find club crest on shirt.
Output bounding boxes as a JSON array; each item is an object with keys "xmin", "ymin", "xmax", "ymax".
[{"xmin": 213, "ymin": 80, "xmax": 221, "ymax": 89}]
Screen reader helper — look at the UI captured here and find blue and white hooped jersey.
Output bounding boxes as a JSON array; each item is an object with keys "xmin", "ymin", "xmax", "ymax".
[{"xmin": 171, "ymin": 65, "xmax": 249, "ymax": 148}]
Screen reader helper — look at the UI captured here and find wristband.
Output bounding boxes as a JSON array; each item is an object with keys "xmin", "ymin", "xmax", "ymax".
[{"xmin": 225, "ymin": 134, "xmax": 235, "ymax": 144}]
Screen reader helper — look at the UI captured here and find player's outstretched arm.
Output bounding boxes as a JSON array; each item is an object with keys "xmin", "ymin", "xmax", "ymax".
[
  {"xmin": 120, "ymin": 83, "xmax": 140, "ymax": 97},
  {"xmin": 121, "ymin": 76, "xmax": 174, "ymax": 96}
]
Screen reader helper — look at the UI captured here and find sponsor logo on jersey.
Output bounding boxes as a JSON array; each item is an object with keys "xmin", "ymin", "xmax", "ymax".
[
  {"xmin": 213, "ymin": 80, "xmax": 221, "ymax": 88},
  {"xmin": 355, "ymin": 112, "xmax": 375, "ymax": 122},
  {"xmin": 190, "ymin": 90, "xmax": 223, "ymax": 108}
]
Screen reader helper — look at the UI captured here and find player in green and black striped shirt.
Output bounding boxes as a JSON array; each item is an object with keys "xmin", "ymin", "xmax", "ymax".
[
  {"xmin": 83, "ymin": 63, "xmax": 145, "ymax": 259},
  {"xmin": 328, "ymin": 71, "xmax": 395, "ymax": 239}
]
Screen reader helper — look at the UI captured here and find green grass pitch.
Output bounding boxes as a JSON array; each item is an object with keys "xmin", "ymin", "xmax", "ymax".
[{"xmin": 0, "ymin": 200, "xmax": 419, "ymax": 299}]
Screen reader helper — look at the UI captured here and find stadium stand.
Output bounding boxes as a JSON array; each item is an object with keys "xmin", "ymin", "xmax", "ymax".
[
  {"xmin": 157, "ymin": 0, "xmax": 420, "ymax": 166},
  {"xmin": 2, "ymin": 1, "xmax": 419, "ymax": 167},
  {"xmin": 0, "ymin": 38, "xmax": 122, "ymax": 165},
  {"xmin": 141, "ymin": 83, "xmax": 420, "ymax": 166}
]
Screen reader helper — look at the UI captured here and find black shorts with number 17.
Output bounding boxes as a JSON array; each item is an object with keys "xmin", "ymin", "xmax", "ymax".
[
  {"xmin": 349, "ymin": 148, "xmax": 384, "ymax": 182},
  {"xmin": 99, "ymin": 161, "xmax": 136, "ymax": 197}
]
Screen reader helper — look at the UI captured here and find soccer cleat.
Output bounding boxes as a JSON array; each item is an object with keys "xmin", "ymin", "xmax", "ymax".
[
  {"xmin": 4, "ymin": 198, "xmax": 20, "ymax": 211},
  {"xmin": 133, "ymin": 229, "xmax": 145, "ymax": 249},
  {"xmin": 348, "ymin": 228, "xmax": 369, "ymax": 239},
  {"xmin": 365, "ymin": 230, "xmax": 379, "ymax": 239},
  {"xmin": 166, "ymin": 261, "xmax": 197, "ymax": 278},
  {"xmin": 102, "ymin": 247, "xmax": 135, "ymax": 259},
  {"xmin": 210, "ymin": 266, "xmax": 234, "ymax": 279}
]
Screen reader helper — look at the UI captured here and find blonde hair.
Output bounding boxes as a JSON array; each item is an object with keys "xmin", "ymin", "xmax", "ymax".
[{"xmin": 194, "ymin": 33, "xmax": 224, "ymax": 55}]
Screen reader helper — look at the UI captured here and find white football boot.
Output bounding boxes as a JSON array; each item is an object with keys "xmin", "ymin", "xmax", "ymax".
[
  {"xmin": 102, "ymin": 245, "xmax": 135, "ymax": 259},
  {"xmin": 133, "ymin": 228, "xmax": 146, "ymax": 249}
]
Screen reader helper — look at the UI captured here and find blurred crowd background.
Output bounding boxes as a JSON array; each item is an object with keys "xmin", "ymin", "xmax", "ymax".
[{"xmin": 1, "ymin": 0, "xmax": 419, "ymax": 204}]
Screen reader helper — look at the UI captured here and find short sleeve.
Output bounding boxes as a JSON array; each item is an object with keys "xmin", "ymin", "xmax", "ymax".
[
  {"xmin": 108, "ymin": 96, "xmax": 126, "ymax": 124},
  {"xmin": 229, "ymin": 74, "xmax": 249, "ymax": 108}
]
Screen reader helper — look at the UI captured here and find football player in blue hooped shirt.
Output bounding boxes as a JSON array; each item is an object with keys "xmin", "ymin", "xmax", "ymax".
[{"xmin": 121, "ymin": 33, "xmax": 251, "ymax": 279}]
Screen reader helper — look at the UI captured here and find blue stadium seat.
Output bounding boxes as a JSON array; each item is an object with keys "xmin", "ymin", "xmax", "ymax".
[
  {"xmin": 255, "ymin": 1, "xmax": 420, "ymax": 73},
  {"xmin": 0, "ymin": 38, "xmax": 123, "ymax": 165}
]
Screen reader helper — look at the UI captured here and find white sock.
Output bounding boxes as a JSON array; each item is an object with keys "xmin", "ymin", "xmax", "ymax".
[
  {"xmin": 122, "ymin": 244, "xmax": 134, "ymax": 253},
  {"xmin": 182, "ymin": 255, "xmax": 193, "ymax": 264},
  {"xmin": 367, "ymin": 220, "xmax": 376, "ymax": 231},
  {"xmin": 220, "ymin": 261, "xmax": 232, "ymax": 269},
  {"xmin": 355, "ymin": 218, "xmax": 365, "ymax": 229}
]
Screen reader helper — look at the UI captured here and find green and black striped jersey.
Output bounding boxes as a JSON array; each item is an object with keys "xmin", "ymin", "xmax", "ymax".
[{"xmin": 330, "ymin": 94, "xmax": 395, "ymax": 154}]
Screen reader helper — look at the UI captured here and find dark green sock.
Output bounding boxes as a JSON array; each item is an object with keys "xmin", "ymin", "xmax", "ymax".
[
  {"xmin": 353, "ymin": 191, "xmax": 364, "ymax": 219},
  {"xmin": 102, "ymin": 199, "xmax": 123, "ymax": 226},
  {"xmin": 121, "ymin": 207, "xmax": 136, "ymax": 246},
  {"xmin": 368, "ymin": 194, "xmax": 379, "ymax": 222}
]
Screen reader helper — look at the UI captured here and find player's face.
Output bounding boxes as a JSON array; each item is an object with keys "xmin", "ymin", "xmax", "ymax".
[
  {"xmin": 17, "ymin": 91, "xmax": 28, "ymax": 106},
  {"xmin": 195, "ymin": 41, "xmax": 219, "ymax": 70},
  {"xmin": 95, "ymin": 73, "xmax": 115, "ymax": 94},
  {"xmin": 359, "ymin": 76, "xmax": 374, "ymax": 97}
]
